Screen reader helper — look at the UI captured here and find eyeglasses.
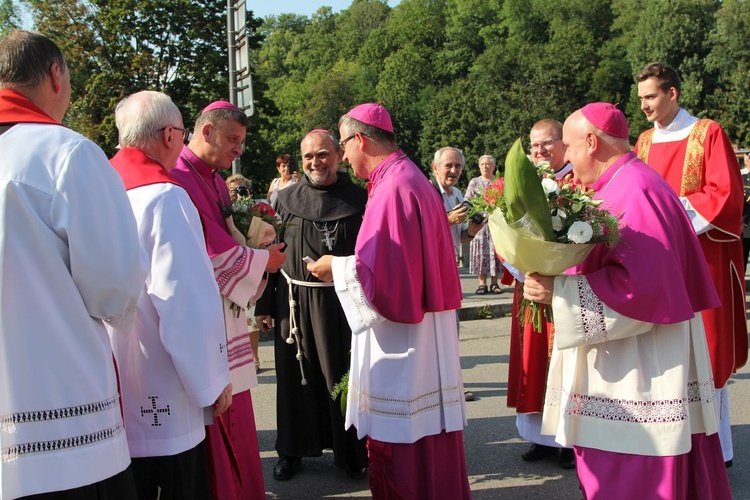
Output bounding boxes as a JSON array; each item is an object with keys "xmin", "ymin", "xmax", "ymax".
[
  {"xmin": 160, "ymin": 126, "xmax": 189, "ymax": 141},
  {"xmin": 530, "ymin": 138, "xmax": 561, "ymax": 151},
  {"xmin": 339, "ymin": 134, "xmax": 356, "ymax": 149}
]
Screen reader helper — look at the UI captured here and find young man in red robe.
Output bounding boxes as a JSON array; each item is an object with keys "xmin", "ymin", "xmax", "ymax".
[{"xmin": 635, "ymin": 62, "xmax": 747, "ymax": 467}]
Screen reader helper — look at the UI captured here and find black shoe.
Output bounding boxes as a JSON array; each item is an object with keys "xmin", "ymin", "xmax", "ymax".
[
  {"xmin": 346, "ymin": 465, "xmax": 369, "ymax": 479},
  {"xmin": 273, "ymin": 456, "xmax": 301, "ymax": 480},
  {"xmin": 521, "ymin": 443, "xmax": 557, "ymax": 462},
  {"xmin": 725, "ymin": 460, "xmax": 733, "ymax": 468},
  {"xmin": 559, "ymin": 448, "xmax": 576, "ymax": 469}
]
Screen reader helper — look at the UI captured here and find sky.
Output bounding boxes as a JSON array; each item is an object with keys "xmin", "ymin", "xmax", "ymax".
[
  {"xmin": 248, "ymin": 0, "xmax": 401, "ymax": 19},
  {"xmin": 16, "ymin": 1, "xmax": 402, "ymax": 28}
]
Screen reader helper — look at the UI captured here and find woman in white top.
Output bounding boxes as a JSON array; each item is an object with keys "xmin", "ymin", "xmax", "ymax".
[{"xmin": 267, "ymin": 153, "xmax": 298, "ymax": 207}]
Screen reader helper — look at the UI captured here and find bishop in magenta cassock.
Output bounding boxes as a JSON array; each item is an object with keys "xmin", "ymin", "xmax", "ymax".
[
  {"xmin": 309, "ymin": 103, "xmax": 472, "ymax": 499},
  {"xmin": 525, "ymin": 103, "xmax": 732, "ymax": 499},
  {"xmin": 171, "ymin": 101, "xmax": 286, "ymax": 499}
]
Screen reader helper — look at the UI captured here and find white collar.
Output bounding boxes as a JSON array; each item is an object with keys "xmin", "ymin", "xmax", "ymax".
[
  {"xmin": 554, "ymin": 163, "xmax": 573, "ymax": 180},
  {"xmin": 652, "ymin": 108, "xmax": 698, "ymax": 143},
  {"xmin": 437, "ymin": 182, "xmax": 457, "ymax": 196}
]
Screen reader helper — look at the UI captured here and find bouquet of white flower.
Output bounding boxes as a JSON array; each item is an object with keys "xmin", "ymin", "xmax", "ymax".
[{"xmin": 466, "ymin": 138, "xmax": 621, "ymax": 331}]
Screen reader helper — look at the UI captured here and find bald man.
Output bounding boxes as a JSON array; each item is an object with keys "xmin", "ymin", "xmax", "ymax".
[{"xmin": 526, "ymin": 103, "xmax": 730, "ymax": 498}]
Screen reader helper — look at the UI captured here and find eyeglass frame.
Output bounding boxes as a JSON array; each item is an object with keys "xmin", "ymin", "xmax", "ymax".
[
  {"xmin": 159, "ymin": 125, "xmax": 189, "ymax": 141},
  {"xmin": 339, "ymin": 134, "xmax": 356, "ymax": 149},
  {"xmin": 530, "ymin": 138, "xmax": 562, "ymax": 151}
]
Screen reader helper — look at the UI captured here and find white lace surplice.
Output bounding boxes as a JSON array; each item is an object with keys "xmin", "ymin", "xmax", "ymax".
[
  {"xmin": 331, "ymin": 255, "xmax": 467, "ymax": 444},
  {"xmin": 542, "ymin": 275, "xmax": 718, "ymax": 457}
]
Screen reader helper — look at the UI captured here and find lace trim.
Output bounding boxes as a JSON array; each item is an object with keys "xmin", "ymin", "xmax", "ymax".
[
  {"xmin": 546, "ymin": 386, "xmax": 688, "ymax": 423},
  {"xmin": 345, "ymin": 257, "xmax": 377, "ymax": 326},
  {"xmin": 577, "ymin": 276, "xmax": 607, "ymax": 343},
  {"xmin": 227, "ymin": 336, "xmax": 253, "ymax": 362},
  {"xmin": 1, "ymin": 396, "xmax": 119, "ymax": 431},
  {"xmin": 103, "ymin": 305, "xmax": 138, "ymax": 326},
  {"xmin": 359, "ymin": 385, "xmax": 462, "ymax": 418},
  {"xmin": 687, "ymin": 380, "xmax": 715, "ymax": 405},
  {"xmin": 216, "ymin": 248, "xmax": 248, "ymax": 293},
  {"xmin": 228, "ymin": 341, "xmax": 254, "ymax": 369},
  {"xmin": 2, "ymin": 422, "xmax": 123, "ymax": 463}
]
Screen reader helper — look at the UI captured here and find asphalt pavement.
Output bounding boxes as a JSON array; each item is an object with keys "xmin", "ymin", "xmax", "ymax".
[{"xmin": 251, "ymin": 267, "xmax": 750, "ymax": 499}]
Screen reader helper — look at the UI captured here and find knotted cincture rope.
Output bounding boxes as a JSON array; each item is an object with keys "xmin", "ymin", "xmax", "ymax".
[{"xmin": 279, "ymin": 268, "xmax": 334, "ymax": 386}]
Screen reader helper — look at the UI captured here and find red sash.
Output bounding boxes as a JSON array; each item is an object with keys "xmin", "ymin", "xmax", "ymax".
[
  {"xmin": 110, "ymin": 147, "xmax": 179, "ymax": 190},
  {"xmin": 110, "ymin": 147, "xmax": 208, "ymax": 241},
  {"xmin": 0, "ymin": 89, "xmax": 60, "ymax": 126}
]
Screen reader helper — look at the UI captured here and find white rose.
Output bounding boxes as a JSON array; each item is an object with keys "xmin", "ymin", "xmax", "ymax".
[
  {"xmin": 551, "ymin": 216, "xmax": 564, "ymax": 231},
  {"xmin": 568, "ymin": 221, "xmax": 593, "ymax": 244},
  {"xmin": 541, "ymin": 177, "xmax": 560, "ymax": 196}
]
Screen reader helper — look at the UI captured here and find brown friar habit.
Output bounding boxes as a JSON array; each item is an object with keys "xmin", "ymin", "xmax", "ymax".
[{"xmin": 255, "ymin": 172, "xmax": 369, "ymax": 470}]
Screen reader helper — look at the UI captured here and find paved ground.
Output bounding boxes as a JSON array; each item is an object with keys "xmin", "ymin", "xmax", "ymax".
[{"xmin": 251, "ymin": 268, "xmax": 750, "ymax": 498}]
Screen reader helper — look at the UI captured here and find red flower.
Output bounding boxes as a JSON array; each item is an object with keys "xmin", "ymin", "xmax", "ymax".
[{"xmin": 253, "ymin": 202, "xmax": 277, "ymax": 217}]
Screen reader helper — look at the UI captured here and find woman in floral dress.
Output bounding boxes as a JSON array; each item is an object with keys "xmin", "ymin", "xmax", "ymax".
[{"xmin": 464, "ymin": 155, "xmax": 502, "ymax": 294}]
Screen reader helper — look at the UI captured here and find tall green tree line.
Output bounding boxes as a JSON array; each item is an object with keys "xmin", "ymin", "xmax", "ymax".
[
  {"xmin": 258, "ymin": 0, "xmax": 750, "ymax": 187},
  {"xmin": 11, "ymin": 0, "xmax": 750, "ymax": 190}
]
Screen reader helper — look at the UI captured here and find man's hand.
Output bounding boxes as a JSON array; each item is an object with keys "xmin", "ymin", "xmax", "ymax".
[
  {"xmin": 307, "ymin": 254, "xmax": 334, "ymax": 282},
  {"xmin": 523, "ymin": 272, "xmax": 554, "ymax": 305},
  {"xmin": 448, "ymin": 203, "xmax": 468, "ymax": 225},
  {"xmin": 256, "ymin": 315, "xmax": 273, "ymax": 334},
  {"xmin": 213, "ymin": 383, "xmax": 233, "ymax": 416},
  {"xmin": 264, "ymin": 242, "xmax": 286, "ymax": 273},
  {"xmin": 467, "ymin": 217, "xmax": 487, "ymax": 235}
]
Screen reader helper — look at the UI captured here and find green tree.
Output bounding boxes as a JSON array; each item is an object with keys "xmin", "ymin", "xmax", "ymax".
[
  {"xmin": 625, "ymin": 0, "xmax": 718, "ymax": 134},
  {"xmin": 23, "ymin": 0, "xmax": 229, "ymax": 154},
  {"xmin": 0, "ymin": 0, "xmax": 19, "ymax": 37},
  {"xmin": 370, "ymin": 0, "xmax": 447, "ymax": 159},
  {"xmin": 589, "ymin": 0, "xmax": 640, "ymax": 107},
  {"xmin": 435, "ymin": 0, "xmax": 498, "ymax": 82},
  {"xmin": 256, "ymin": 14, "xmax": 309, "ymax": 80},
  {"xmin": 705, "ymin": 0, "xmax": 750, "ymax": 146},
  {"xmin": 335, "ymin": 0, "xmax": 391, "ymax": 60},
  {"xmin": 302, "ymin": 61, "xmax": 361, "ymax": 133}
]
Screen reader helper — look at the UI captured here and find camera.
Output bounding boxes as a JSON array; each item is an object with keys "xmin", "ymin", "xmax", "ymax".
[
  {"xmin": 461, "ymin": 200, "xmax": 486, "ymax": 224},
  {"xmin": 470, "ymin": 212, "xmax": 487, "ymax": 224},
  {"xmin": 235, "ymin": 185, "xmax": 250, "ymax": 197}
]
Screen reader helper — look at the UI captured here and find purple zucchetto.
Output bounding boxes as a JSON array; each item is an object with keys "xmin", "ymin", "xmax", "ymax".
[
  {"xmin": 202, "ymin": 100, "xmax": 242, "ymax": 114},
  {"xmin": 580, "ymin": 102, "xmax": 629, "ymax": 139},
  {"xmin": 345, "ymin": 103, "xmax": 394, "ymax": 133}
]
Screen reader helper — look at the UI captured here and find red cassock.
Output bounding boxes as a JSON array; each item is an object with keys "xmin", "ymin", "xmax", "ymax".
[
  {"xmin": 502, "ymin": 269, "xmax": 552, "ymax": 413},
  {"xmin": 635, "ymin": 119, "xmax": 748, "ymax": 388}
]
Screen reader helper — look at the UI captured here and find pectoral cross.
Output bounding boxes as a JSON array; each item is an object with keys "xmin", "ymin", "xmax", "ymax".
[
  {"xmin": 313, "ymin": 221, "xmax": 338, "ymax": 251},
  {"xmin": 322, "ymin": 229, "xmax": 335, "ymax": 251}
]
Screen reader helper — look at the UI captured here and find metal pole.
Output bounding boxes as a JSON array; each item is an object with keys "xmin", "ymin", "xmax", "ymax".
[{"xmin": 227, "ymin": 0, "xmax": 241, "ymax": 175}]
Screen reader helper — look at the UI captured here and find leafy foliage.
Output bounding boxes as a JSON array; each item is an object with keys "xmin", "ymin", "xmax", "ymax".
[
  {"xmin": 13, "ymin": 0, "xmax": 750, "ymax": 193},
  {"xmin": 0, "ymin": 0, "xmax": 19, "ymax": 37}
]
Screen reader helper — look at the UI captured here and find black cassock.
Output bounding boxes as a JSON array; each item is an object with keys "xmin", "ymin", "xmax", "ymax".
[{"xmin": 256, "ymin": 172, "xmax": 368, "ymax": 470}]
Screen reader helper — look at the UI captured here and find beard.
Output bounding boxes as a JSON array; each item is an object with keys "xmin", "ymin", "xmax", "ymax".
[{"xmin": 305, "ymin": 167, "xmax": 338, "ymax": 186}]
